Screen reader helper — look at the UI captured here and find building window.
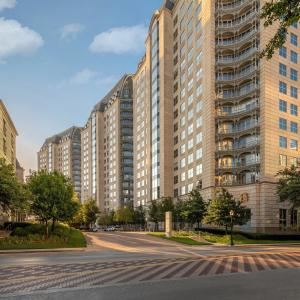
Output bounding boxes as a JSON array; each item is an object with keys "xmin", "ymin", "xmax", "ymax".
[
  {"xmin": 291, "ymin": 139, "xmax": 298, "ymax": 150},
  {"xmin": 279, "ymin": 154, "xmax": 287, "ymax": 166},
  {"xmin": 279, "ymin": 136, "xmax": 287, "ymax": 148},
  {"xmin": 279, "ymin": 118, "xmax": 287, "ymax": 130},
  {"xmin": 279, "ymin": 99, "xmax": 287, "ymax": 112},
  {"xmin": 291, "ymin": 121, "xmax": 298, "ymax": 133},
  {"xmin": 279, "ymin": 63, "xmax": 287, "ymax": 76},
  {"xmin": 290, "ymin": 157, "xmax": 297, "ymax": 166},
  {"xmin": 279, "ymin": 209, "xmax": 287, "ymax": 229},
  {"xmin": 291, "ymin": 209, "xmax": 298, "ymax": 229},
  {"xmin": 279, "ymin": 46, "xmax": 287, "ymax": 58},
  {"xmin": 291, "ymin": 104, "xmax": 298, "ymax": 116},
  {"xmin": 291, "ymin": 33, "xmax": 298, "ymax": 46},
  {"xmin": 291, "ymin": 50, "xmax": 298, "ymax": 63},
  {"xmin": 291, "ymin": 68, "xmax": 298, "ymax": 81},
  {"xmin": 279, "ymin": 81, "xmax": 287, "ymax": 94},
  {"xmin": 291, "ymin": 86, "xmax": 298, "ymax": 98}
]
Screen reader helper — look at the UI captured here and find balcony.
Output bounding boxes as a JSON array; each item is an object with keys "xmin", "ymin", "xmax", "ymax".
[
  {"xmin": 217, "ymin": 10, "xmax": 258, "ymax": 30},
  {"xmin": 216, "ymin": 0, "xmax": 250, "ymax": 12},
  {"xmin": 216, "ymin": 101, "xmax": 259, "ymax": 117},
  {"xmin": 216, "ymin": 47, "xmax": 259, "ymax": 65},
  {"xmin": 217, "ymin": 139, "xmax": 260, "ymax": 152},
  {"xmin": 217, "ymin": 83, "xmax": 259, "ymax": 100},
  {"xmin": 216, "ymin": 65, "xmax": 258, "ymax": 82},
  {"xmin": 217, "ymin": 120, "xmax": 260, "ymax": 135},
  {"xmin": 216, "ymin": 28, "xmax": 258, "ymax": 47}
]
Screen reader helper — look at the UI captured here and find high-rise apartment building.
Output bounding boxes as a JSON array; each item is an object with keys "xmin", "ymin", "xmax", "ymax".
[
  {"xmin": 0, "ymin": 100, "xmax": 18, "ymax": 169},
  {"xmin": 133, "ymin": 0, "xmax": 300, "ymax": 232},
  {"xmin": 81, "ymin": 75, "xmax": 134, "ymax": 212},
  {"xmin": 37, "ymin": 126, "xmax": 81, "ymax": 195}
]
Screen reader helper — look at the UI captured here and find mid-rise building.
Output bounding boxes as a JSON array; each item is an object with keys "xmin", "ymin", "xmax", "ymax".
[
  {"xmin": 0, "ymin": 100, "xmax": 17, "ymax": 169},
  {"xmin": 81, "ymin": 75, "xmax": 134, "ymax": 212},
  {"xmin": 133, "ymin": 0, "xmax": 300, "ymax": 232},
  {"xmin": 16, "ymin": 159, "xmax": 25, "ymax": 183},
  {"xmin": 37, "ymin": 126, "xmax": 81, "ymax": 196}
]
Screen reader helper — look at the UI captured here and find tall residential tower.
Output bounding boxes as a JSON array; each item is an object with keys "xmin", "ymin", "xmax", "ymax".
[
  {"xmin": 37, "ymin": 126, "xmax": 82, "ymax": 196},
  {"xmin": 81, "ymin": 75, "xmax": 134, "ymax": 212},
  {"xmin": 133, "ymin": 0, "xmax": 300, "ymax": 232}
]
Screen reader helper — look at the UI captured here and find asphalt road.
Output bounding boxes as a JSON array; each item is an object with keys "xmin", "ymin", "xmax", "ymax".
[
  {"xmin": 2, "ymin": 231, "xmax": 299, "ymax": 265},
  {"xmin": 3, "ymin": 268, "xmax": 300, "ymax": 300},
  {"xmin": 1, "ymin": 232, "xmax": 300, "ymax": 299}
]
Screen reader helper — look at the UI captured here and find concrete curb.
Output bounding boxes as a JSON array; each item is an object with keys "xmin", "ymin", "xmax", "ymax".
[{"xmin": 0, "ymin": 247, "xmax": 86, "ymax": 254}]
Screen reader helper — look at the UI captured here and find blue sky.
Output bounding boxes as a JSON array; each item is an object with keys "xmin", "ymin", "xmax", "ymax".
[{"xmin": 0, "ymin": 0, "xmax": 161, "ymax": 173}]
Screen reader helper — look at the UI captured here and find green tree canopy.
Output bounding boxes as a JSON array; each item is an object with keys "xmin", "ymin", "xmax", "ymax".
[
  {"xmin": 0, "ymin": 158, "xmax": 23, "ymax": 212},
  {"xmin": 277, "ymin": 164, "xmax": 300, "ymax": 207},
  {"xmin": 204, "ymin": 189, "xmax": 251, "ymax": 231},
  {"xmin": 27, "ymin": 170, "xmax": 78, "ymax": 236},
  {"xmin": 82, "ymin": 198, "xmax": 100, "ymax": 228},
  {"xmin": 114, "ymin": 205, "xmax": 134, "ymax": 224},
  {"xmin": 261, "ymin": 0, "xmax": 300, "ymax": 58}
]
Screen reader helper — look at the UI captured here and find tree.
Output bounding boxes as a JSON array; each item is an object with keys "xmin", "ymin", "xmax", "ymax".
[
  {"xmin": 27, "ymin": 170, "xmax": 78, "ymax": 237},
  {"xmin": 133, "ymin": 205, "xmax": 146, "ymax": 226},
  {"xmin": 261, "ymin": 0, "xmax": 300, "ymax": 58},
  {"xmin": 148, "ymin": 200, "xmax": 160, "ymax": 231},
  {"xmin": 98, "ymin": 211, "xmax": 114, "ymax": 226},
  {"xmin": 204, "ymin": 189, "xmax": 251, "ymax": 245},
  {"xmin": 82, "ymin": 198, "xmax": 100, "ymax": 228},
  {"xmin": 0, "ymin": 158, "xmax": 22, "ymax": 212},
  {"xmin": 185, "ymin": 189, "xmax": 207, "ymax": 229},
  {"xmin": 173, "ymin": 199, "xmax": 185, "ymax": 230},
  {"xmin": 277, "ymin": 164, "xmax": 300, "ymax": 207},
  {"xmin": 114, "ymin": 205, "xmax": 134, "ymax": 225}
]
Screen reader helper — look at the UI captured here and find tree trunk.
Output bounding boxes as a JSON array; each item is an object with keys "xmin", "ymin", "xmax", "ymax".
[
  {"xmin": 230, "ymin": 223, "xmax": 234, "ymax": 246},
  {"xmin": 45, "ymin": 220, "xmax": 49, "ymax": 239},
  {"xmin": 225, "ymin": 225, "xmax": 228, "ymax": 235},
  {"xmin": 51, "ymin": 219, "xmax": 56, "ymax": 232}
]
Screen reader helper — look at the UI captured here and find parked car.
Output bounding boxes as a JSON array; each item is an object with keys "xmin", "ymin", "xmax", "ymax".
[{"xmin": 104, "ymin": 226, "xmax": 116, "ymax": 232}]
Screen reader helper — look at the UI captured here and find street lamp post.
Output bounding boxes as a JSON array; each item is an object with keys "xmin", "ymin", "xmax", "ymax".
[{"xmin": 229, "ymin": 210, "xmax": 234, "ymax": 246}]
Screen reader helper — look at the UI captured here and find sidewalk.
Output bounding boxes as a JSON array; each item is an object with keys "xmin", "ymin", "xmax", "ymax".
[{"xmin": 0, "ymin": 247, "xmax": 86, "ymax": 254}]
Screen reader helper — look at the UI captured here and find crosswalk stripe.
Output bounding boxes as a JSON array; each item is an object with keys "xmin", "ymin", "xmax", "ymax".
[
  {"xmin": 252, "ymin": 256, "xmax": 266, "ymax": 271},
  {"xmin": 276, "ymin": 253, "xmax": 300, "ymax": 268},
  {"xmin": 181, "ymin": 260, "xmax": 206, "ymax": 278},
  {"xmin": 260, "ymin": 254, "xmax": 277, "ymax": 270},
  {"xmin": 199, "ymin": 260, "xmax": 216, "ymax": 276},
  {"xmin": 119, "ymin": 263, "xmax": 173, "ymax": 283},
  {"xmin": 230, "ymin": 257, "xmax": 239, "ymax": 273},
  {"xmin": 243, "ymin": 256, "xmax": 252, "ymax": 272},
  {"xmin": 161, "ymin": 261, "xmax": 195, "ymax": 279},
  {"xmin": 215, "ymin": 258, "xmax": 227, "ymax": 274}
]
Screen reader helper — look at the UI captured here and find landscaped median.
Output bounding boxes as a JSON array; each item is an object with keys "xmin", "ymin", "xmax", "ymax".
[
  {"xmin": 148, "ymin": 231, "xmax": 300, "ymax": 246},
  {"xmin": 148, "ymin": 232, "xmax": 211, "ymax": 246},
  {"xmin": 0, "ymin": 223, "xmax": 86, "ymax": 250}
]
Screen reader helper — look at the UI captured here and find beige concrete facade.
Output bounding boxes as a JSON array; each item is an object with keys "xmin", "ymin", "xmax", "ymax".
[
  {"xmin": 37, "ymin": 126, "xmax": 81, "ymax": 196},
  {"xmin": 0, "ymin": 100, "xmax": 17, "ymax": 169},
  {"xmin": 133, "ymin": 0, "xmax": 300, "ymax": 232},
  {"xmin": 81, "ymin": 75, "xmax": 134, "ymax": 212}
]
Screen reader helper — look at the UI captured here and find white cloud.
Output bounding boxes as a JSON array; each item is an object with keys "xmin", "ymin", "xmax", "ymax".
[
  {"xmin": 0, "ymin": 18, "xmax": 44, "ymax": 61},
  {"xmin": 0, "ymin": 0, "xmax": 17, "ymax": 11},
  {"xmin": 89, "ymin": 24, "xmax": 147, "ymax": 54},
  {"xmin": 60, "ymin": 23, "xmax": 85, "ymax": 41},
  {"xmin": 70, "ymin": 69, "xmax": 98, "ymax": 84}
]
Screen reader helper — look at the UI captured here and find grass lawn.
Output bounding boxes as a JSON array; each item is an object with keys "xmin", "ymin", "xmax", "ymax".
[
  {"xmin": 200, "ymin": 232, "xmax": 300, "ymax": 245},
  {"xmin": 148, "ymin": 232, "xmax": 210, "ymax": 245},
  {"xmin": 0, "ymin": 224, "xmax": 86, "ymax": 250}
]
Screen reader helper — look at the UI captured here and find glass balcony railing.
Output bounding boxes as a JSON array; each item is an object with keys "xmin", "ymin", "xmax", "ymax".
[
  {"xmin": 216, "ymin": 65, "xmax": 258, "ymax": 82},
  {"xmin": 216, "ymin": 47, "xmax": 259, "ymax": 64},
  {"xmin": 216, "ymin": 0, "xmax": 248, "ymax": 11},
  {"xmin": 217, "ymin": 139, "xmax": 260, "ymax": 151},
  {"xmin": 216, "ymin": 28, "xmax": 258, "ymax": 46},
  {"xmin": 217, "ymin": 158, "xmax": 260, "ymax": 170},
  {"xmin": 217, "ymin": 120, "xmax": 260, "ymax": 134},
  {"xmin": 216, "ymin": 101, "xmax": 259, "ymax": 116},
  {"xmin": 217, "ymin": 10, "xmax": 258, "ymax": 29},
  {"xmin": 217, "ymin": 83, "xmax": 259, "ymax": 99}
]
